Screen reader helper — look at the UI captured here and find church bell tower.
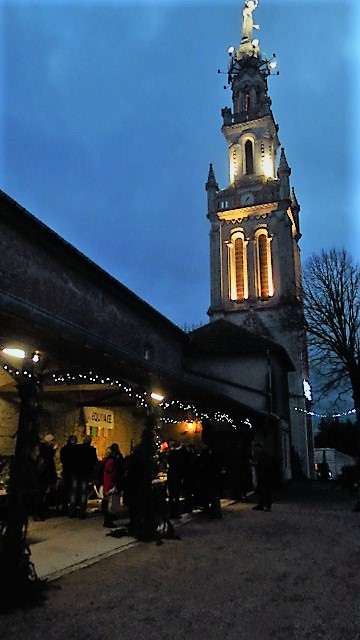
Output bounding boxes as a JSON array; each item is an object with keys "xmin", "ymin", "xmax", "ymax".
[{"xmin": 206, "ymin": 0, "xmax": 313, "ymax": 476}]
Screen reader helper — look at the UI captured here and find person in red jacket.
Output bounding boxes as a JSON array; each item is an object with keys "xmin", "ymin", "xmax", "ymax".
[{"xmin": 102, "ymin": 443, "xmax": 124, "ymax": 527}]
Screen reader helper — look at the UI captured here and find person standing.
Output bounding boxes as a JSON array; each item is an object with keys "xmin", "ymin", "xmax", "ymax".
[
  {"xmin": 34, "ymin": 433, "xmax": 58, "ymax": 520},
  {"xmin": 250, "ymin": 442, "xmax": 272, "ymax": 512},
  {"xmin": 102, "ymin": 443, "xmax": 125, "ymax": 528},
  {"xmin": 22, "ymin": 443, "xmax": 41, "ymax": 520},
  {"xmin": 167, "ymin": 442, "xmax": 185, "ymax": 519},
  {"xmin": 59, "ymin": 435, "xmax": 78, "ymax": 514},
  {"xmin": 68, "ymin": 435, "xmax": 98, "ymax": 519},
  {"xmin": 199, "ymin": 445, "xmax": 223, "ymax": 519},
  {"xmin": 182, "ymin": 444, "xmax": 198, "ymax": 514}
]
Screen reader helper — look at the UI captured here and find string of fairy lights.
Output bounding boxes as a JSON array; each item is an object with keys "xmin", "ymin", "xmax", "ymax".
[
  {"xmin": 45, "ymin": 371, "xmax": 257, "ymax": 429},
  {"xmin": 2, "ymin": 364, "xmax": 356, "ymax": 425},
  {"xmin": 294, "ymin": 406, "xmax": 356, "ymax": 419},
  {"xmin": 46, "ymin": 370, "xmax": 358, "ymax": 423},
  {"xmin": 158, "ymin": 399, "xmax": 253, "ymax": 430},
  {"xmin": 2, "ymin": 365, "xmax": 254, "ymax": 429}
]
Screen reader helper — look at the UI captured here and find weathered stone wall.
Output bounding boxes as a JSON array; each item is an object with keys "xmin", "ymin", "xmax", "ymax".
[
  {"xmin": 0, "ymin": 397, "xmax": 19, "ymax": 456},
  {"xmin": 0, "ymin": 194, "xmax": 185, "ymax": 375},
  {"xmin": 0, "ymin": 393, "xmax": 146, "ymax": 468}
]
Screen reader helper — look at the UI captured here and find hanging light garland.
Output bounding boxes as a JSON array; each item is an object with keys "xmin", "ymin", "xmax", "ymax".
[
  {"xmin": 159, "ymin": 403, "xmax": 252, "ymax": 430},
  {"xmin": 2, "ymin": 364, "xmax": 35, "ymax": 378},
  {"xmin": 2, "ymin": 365, "xmax": 255, "ymax": 430},
  {"xmin": 48, "ymin": 370, "xmax": 252, "ymax": 427},
  {"xmin": 294, "ymin": 406, "xmax": 356, "ymax": 419},
  {"xmin": 4, "ymin": 364, "xmax": 355, "ymax": 424}
]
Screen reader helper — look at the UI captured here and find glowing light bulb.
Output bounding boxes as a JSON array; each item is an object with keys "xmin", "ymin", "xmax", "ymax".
[{"xmin": 2, "ymin": 348, "xmax": 25, "ymax": 359}]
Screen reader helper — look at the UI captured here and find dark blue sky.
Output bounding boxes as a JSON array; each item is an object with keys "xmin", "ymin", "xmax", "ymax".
[{"xmin": 1, "ymin": 1, "xmax": 358, "ymax": 343}]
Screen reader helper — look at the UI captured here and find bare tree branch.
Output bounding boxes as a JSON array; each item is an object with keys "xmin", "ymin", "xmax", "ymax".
[{"xmin": 303, "ymin": 248, "xmax": 360, "ymax": 422}]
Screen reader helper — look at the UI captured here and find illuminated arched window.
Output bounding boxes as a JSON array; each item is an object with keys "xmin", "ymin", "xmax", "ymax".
[
  {"xmin": 256, "ymin": 230, "xmax": 274, "ymax": 298},
  {"xmin": 235, "ymin": 237, "xmax": 245, "ymax": 300},
  {"xmin": 228, "ymin": 232, "xmax": 248, "ymax": 301},
  {"xmin": 245, "ymin": 140, "xmax": 254, "ymax": 175}
]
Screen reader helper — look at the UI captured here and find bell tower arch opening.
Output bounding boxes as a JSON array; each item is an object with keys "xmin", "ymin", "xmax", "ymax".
[
  {"xmin": 244, "ymin": 139, "xmax": 254, "ymax": 175},
  {"xmin": 255, "ymin": 228, "xmax": 273, "ymax": 298},
  {"xmin": 228, "ymin": 230, "xmax": 249, "ymax": 302}
]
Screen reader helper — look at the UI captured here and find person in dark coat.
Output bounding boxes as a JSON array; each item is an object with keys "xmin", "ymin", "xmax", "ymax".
[
  {"xmin": 166, "ymin": 442, "xmax": 185, "ymax": 519},
  {"xmin": 34, "ymin": 433, "xmax": 58, "ymax": 520},
  {"xmin": 199, "ymin": 445, "xmax": 223, "ymax": 519},
  {"xmin": 122, "ymin": 445, "xmax": 145, "ymax": 535},
  {"xmin": 102, "ymin": 443, "xmax": 125, "ymax": 527},
  {"xmin": 60, "ymin": 435, "xmax": 78, "ymax": 514},
  {"xmin": 182, "ymin": 445, "xmax": 199, "ymax": 513},
  {"xmin": 250, "ymin": 442, "xmax": 272, "ymax": 512},
  {"xmin": 21, "ymin": 443, "xmax": 41, "ymax": 520},
  {"xmin": 68, "ymin": 435, "xmax": 98, "ymax": 519}
]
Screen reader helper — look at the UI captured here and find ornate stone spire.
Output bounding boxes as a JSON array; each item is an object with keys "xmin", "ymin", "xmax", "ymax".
[
  {"xmin": 205, "ymin": 163, "xmax": 219, "ymax": 215},
  {"xmin": 290, "ymin": 186, "xmax": 299, "ymax": 211},
  {"xmin": 290, "ymin": 187, "xmax": 301, "ymax": 234},
  {"xmin": 277, "ymin": 147, "xmax": 291, "ymax": 200},
  {"xmin": 205, "ymin": 163, "xmax": 218, "ymax": 192},
  {"xmin": 278, "ymin": 147, "xmax": 290, "ymax": 173}
]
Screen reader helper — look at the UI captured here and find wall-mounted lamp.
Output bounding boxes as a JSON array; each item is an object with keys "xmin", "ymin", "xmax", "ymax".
[
  {"xmin": 2, "ymin": 348, "xmax": 41, "ymax": 364},
  {"xmin": 2, "ymin": 348, "xmax": 26, "ymax": 359},
  {"xmin": 150, "ymin": 392, "xmax": 164, "ymax": 403}
]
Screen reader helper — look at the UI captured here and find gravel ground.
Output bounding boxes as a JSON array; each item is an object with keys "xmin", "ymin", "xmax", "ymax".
[{"xmin": 1, "ymin": 481, "xmax": 360, "ymax": 640}]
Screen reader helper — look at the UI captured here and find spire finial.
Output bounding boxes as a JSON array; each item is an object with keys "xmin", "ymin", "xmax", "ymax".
[
  {"xmin": 206, "ymin": 163, "xmax": 218, "ymax": 191},
  {"xmin": 278, "ymin": 147, "xmax": 290, "ymax": 174},
  {"xmin": 241, "ymin": 0, "xmax": 259, "ymax": 42}
]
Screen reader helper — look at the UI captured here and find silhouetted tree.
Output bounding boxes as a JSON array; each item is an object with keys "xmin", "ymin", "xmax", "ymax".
[{"xmin": 303, "ymin": 249, "xmax": 360, "ymax": 443}]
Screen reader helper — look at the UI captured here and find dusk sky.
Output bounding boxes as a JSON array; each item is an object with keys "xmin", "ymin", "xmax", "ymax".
[{"xmin": 1, "ymin": 1, "xmax": 359, "ymax": 414}]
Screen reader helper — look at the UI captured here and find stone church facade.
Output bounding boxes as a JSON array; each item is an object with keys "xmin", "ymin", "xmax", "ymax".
[{"xmin": 204, "ymin": 0, "xmax": 313, "ymax": 476}]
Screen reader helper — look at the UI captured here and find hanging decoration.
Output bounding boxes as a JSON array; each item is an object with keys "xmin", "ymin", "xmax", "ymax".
[
  {"xmin": 2, "ymin": 365, "xmax": 255, "ymax": 431},
  {"xmin": 294, "ymin": 406, "xmax": 356, "ymax": 419}
]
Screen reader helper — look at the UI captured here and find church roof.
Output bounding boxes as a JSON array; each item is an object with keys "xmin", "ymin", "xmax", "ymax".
[
  {"xmin": 187, "ymin": 319, "xmax": 294, "ymax": 370},
  {"xmin": 0, "ymin": 189, "xmax": 184, "ymax": 341}
]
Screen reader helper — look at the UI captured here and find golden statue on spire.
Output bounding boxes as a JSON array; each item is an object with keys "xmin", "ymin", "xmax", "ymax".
[{"xmin": 242, "ymin": 0, "xmax": 259, "ymax": 41}]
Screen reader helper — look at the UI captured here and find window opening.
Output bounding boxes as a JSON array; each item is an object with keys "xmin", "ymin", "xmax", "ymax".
[
  {"xmin": 245, "ymin": 140, "xmax": 254, "ymax": 175},
  {"xmin": 234, "ymin": 237, "xmax": 245, "ymax": 300}
]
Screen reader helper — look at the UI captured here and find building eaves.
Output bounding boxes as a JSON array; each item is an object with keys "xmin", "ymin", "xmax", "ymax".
[{"xmin": 0, "ymin": 190, "xmax": 185, "ymax": 342}]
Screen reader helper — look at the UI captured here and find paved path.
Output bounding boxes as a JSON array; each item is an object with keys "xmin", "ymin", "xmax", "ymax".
[
  {"xmin": 27, "ymin": 504, "xmax": 138, "ymax": 581},
  {"xmin": 1, "ymin": 482, "xmax": 360, "ymax": 640}
]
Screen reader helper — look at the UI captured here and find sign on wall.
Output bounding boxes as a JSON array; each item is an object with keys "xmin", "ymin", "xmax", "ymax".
[{"xmin": 83, "ymin": 406, "xmax": 114, "ymax": 431}]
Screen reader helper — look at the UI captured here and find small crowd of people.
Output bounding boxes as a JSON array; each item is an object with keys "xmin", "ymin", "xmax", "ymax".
[
  {"xmin": 165, "ymin": 441, "xmax": 224, "ymax": 519},
  {"xmin": 22, "ymin": 434, "xmax": 125, "ymax": 525},
  {"xmin": 22, "ymin": 433, "xmax": 273, "ymax": 527},
  {"xmin": 60, "ymin": 435, "xmax": 99, "ymax": 519}
]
